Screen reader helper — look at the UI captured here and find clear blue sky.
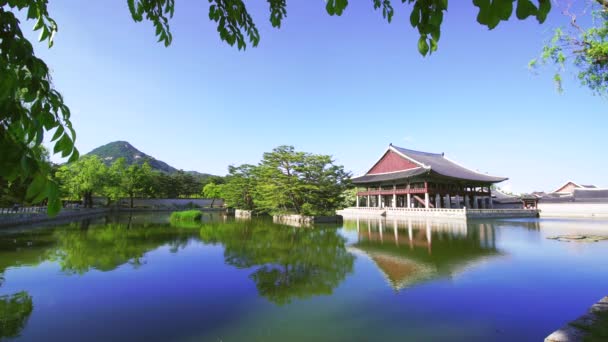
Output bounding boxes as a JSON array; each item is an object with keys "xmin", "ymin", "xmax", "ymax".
[{"xmin": 22, "ymin": 1, "xmax": 607, "ymax": 193}]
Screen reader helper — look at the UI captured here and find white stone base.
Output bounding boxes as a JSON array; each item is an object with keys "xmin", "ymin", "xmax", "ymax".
[{"xmin": 336, "ymin": 207, "xmax": 539, "ymax": 220}]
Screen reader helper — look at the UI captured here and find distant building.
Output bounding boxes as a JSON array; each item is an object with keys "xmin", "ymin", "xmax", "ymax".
[
  {"xmin": 537, "ymin": 181, "xmax": 608, "ymax": 203},
  {"xmin": 351, "ymin": 144, "xmax": 507, "ymax": 209},
  {"xmin": 551, "ymin": 181, "xmax": 597, "ymax": 197}
]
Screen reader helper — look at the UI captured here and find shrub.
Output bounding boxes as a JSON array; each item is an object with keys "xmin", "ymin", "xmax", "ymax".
[{"xmin": 170, "ymin": 210, "xmax": 202, "ymax": 222}]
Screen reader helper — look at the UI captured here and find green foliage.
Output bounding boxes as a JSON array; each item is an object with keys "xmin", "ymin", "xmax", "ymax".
[
  {"xmin": 202, "ymin": 182, "xmax": 223, "ymax": 199},
  {"xmin": 0, "ymin": 291, "xmax": 33, "ymax": 339},
  {"xmin": 531, "ymin": 2, "xmax": 608, "ymax": 96},
  {"xmin": 170, "ymin": 209, "xmax": 203, "ymax": 222},
  {"xmin": 107, "ymin": 158, "xmax": 154, "ymax": 207},
  {"xmin": 1, "ymin": 0, "xmax": 552, "ymax": 216},
  {"xmin": 221, "ymin": 164, "xmax": 257, "ymax": 210},
  {"xmin": 1, "ymin": 1, "xmax": 79, "ymax": 216},
  {"xmin": 55, "ymin": 156, "xmax": 108, "ymax": 207},
  {"xmin": 198, "ymin": 219, "xmax": 355, "ymax": 305},
  {"xmin": 339, "ymin": 187, "xmax": 358, "ymax": 209},
  {"xmin": 221, "ymin": 146, "xmax": 350, "ymax": 216},
  {"xmin": 46, "ymin": 219, "xmax": 192, "ymax": 274}
]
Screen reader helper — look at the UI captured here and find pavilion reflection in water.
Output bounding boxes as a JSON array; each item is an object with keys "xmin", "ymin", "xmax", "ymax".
[{"xmin": 347, "ymin": 217, "xmax": 501, "ymax": 291}]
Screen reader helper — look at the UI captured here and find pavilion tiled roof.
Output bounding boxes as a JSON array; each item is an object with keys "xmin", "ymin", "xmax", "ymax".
[
  {"xmin": 350, "ymin": 168, "xmax": 427, "ymax": 183},
  {"xmin": 352, "ymin": 145, "xmax": 507, "ymax": 184}
]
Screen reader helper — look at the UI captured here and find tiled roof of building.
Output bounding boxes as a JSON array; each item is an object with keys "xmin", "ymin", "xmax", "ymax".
[
  {"xmin": 351, "ymin": 168, "xmax": 427, "ymax": 184},
  {"xmin": 352, "ymin": 145, "xmax": 507, "ymax": 184},
  {"xmin": 573, "ymin": 188, "xmax": 608, "ymax": 199}
]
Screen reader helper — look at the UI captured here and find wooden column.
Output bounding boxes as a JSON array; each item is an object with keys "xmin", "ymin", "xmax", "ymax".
[
  {"xmin": 407, "ymin": 193, "xmax": 411, "ymax": 208},
  {"xmin": 392, "ymin": 184, "xmax": 397, "ymax": 208},
  {"xmin": 424, "ymin": 192, "xmax": 430, "ymax": 209},
  {"xmin": 446, "ymin": 194, "xmax": 451, "ymax": 209}
]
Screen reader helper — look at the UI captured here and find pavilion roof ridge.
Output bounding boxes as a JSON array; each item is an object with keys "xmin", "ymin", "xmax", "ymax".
[{"xmin": 390, "ymin": 144, "xmax": 444, "ymax": 158}]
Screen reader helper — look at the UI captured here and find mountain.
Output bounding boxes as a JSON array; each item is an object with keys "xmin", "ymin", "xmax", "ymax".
[{"xmin": 85, "ymin": 141, "xmax": 216, "ymax": 179}]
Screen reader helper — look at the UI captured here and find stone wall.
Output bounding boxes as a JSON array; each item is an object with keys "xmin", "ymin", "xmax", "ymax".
[
  {"xmin": 0, "ymin": 208, "xmax": 111, "ymax": 228},
  {"xmin": 116, "ymin": 198, "xmax": 224, "ymax": 209},
  {"xmin": 538, "ymin": 202, "xmax": 608, "ymax": 218}
]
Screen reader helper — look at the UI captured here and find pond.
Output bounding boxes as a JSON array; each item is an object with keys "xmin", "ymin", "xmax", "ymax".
[{"xmin": 0, "ymin": 213, "xmax": 607, "ymax": 341}]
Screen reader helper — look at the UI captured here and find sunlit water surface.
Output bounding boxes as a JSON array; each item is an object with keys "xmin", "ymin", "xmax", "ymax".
[{"xmin": 1, "ymin": 213, "xmax": 607, "ymax": 341}]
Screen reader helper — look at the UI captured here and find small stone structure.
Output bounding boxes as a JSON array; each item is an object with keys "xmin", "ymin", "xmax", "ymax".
[
  {"xmin": 272, "ymin": 214, "xmax": 343, "ymax": 227},
  {"xmin": 235, "ymin": 209, "xmax": 252, "ymax": 219},
  {"xmin": 545, "ymin": 296, "xmax": 608, "ymax": 342}
]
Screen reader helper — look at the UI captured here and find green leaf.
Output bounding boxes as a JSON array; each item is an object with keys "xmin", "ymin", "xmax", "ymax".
[
  {"xmin": 418, "ymin": 36, "xmax": 429, "ymax": 56},
  {"xmin": 51, "ymin": 125, "xmax": 64, "ymax": 142},
  {"xmin": 26, "ymin": 173, "xmax": 47, "ymax": 201},
  {"xmin": 46, "ymin": 181, "xmax": 61, "ymax": 216},
  {"xmin": 410, "ymin": 6, "xmax": 420, "ymax": 28},
  {"xmin": 516, "ymin": 0, "xmax": 536, "ymax": 20}
]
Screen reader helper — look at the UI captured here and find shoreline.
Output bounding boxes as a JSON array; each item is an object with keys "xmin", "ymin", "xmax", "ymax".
[{"xmin": 0, "ymin": 207, "xmax": 226, "ymax": 229}]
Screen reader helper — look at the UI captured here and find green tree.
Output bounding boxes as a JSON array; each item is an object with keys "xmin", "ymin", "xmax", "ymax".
[
  {"xmin": 339, "ymin": 187, "xmax": 358, "ymax": 209},
  {"xmin": 55, "ymin": 156, "xmax": 108, "ymax": 208},
  {"xmin": 108, "ymin": 158, "xmax": 154, "ymax": 208},
  {"xmin": 1, "ymin": 0, "xmax": 551, "ymax": 215},
  {"xmin": 253, "ymin": 146, "xmax": 351, "ymax": 215},
  {"xmin": 531, "ymin": 1, "xmax": 608, "ymax": 96},
  {"xmin": 202, "ymin": 182, "xmax": 224, "ymax": 208},
  {"xmin": 221, "ymin": 164, "xmax": 257, "ymax": 211},
  {"xmin": 173, "ymin": 171, "xmax": 201, "ymax": 198}
]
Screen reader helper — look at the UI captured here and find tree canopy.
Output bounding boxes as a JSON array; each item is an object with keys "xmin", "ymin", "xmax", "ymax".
[
  {"xmin": 221, "ymin": 146, "xmax": 351, "ymax": 216},
  {"xmin": 531, "ymin": 1, "xmax": 608, "ymax": 96},
  {"xmin": 1, "ymin": 0, "xmax": 555, "ymax": 215}
]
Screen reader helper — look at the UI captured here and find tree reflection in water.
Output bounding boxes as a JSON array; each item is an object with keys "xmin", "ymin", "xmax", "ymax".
[
  {"xmin": 47, "ymin": 217, "xmax": 196, "ymax": 274},
  {"xmin": 0, "ymin": 291, "xmax": 33, "ymax": 339},
  {"xmin": 199, "ymin": 220, "xmax": 355, "ymax": 305}
]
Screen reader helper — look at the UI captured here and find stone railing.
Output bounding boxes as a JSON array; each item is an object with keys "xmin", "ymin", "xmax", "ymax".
[
  {"xmin": 0, "ymin": 206, "xmax": 47, "ymax": 215},
  {"xmin": 0, "ymin": 208, "xmax": 111, "ymax": 228},
  {"xmin": 385, "ymin": 207, "xmax": 465, "ymax": 213},
  {"xmin": 338, "ymin": 207, "xmax": 539, "ymax": 219}
]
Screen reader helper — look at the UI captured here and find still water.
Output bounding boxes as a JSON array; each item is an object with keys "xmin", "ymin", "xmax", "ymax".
[{"xmin": 0, "ymin": 213, "xmax": 607, "ymax": 341}]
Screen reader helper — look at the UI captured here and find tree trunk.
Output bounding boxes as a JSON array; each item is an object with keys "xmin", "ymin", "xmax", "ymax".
[
  {"xmin": 210, "ymin": 198, "xmax": 215, "ymax": 208},
  {"xmin": 130, "ymin": 192, "xmax": 134, "ymax": 208}
]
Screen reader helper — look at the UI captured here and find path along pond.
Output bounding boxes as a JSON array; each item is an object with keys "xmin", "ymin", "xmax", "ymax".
[{"xmin": 0, "ymin": 213, "xmax": 607, "ymax": 341}]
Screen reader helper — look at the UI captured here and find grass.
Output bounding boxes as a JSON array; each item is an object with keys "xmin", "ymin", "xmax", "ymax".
[{"xmin": 169, "ymin": 210, "xmax": 202, "ymax": 222}]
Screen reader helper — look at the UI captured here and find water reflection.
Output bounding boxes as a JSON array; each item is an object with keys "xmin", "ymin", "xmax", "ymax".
[
  {"xmin": 345, "ymin": 218, "xmax": 500, "ymax": 291},
  {"xmin": 199, "ymin": 219, "xmax": 355, "ymax": 305},
  {"xmin": 0, "ymin": 291, "xmax": 33, "ymax": 339},
  {"xmin": 0, "ymin": 233, "xmax": 45, "ymax": 339},
  {"xmin": 47, "ymin": 219, "xmax": 194, "ymax": 274}
]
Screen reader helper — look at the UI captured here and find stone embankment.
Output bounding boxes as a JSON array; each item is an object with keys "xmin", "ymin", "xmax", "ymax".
[
  {"xmin": 337, "ymin": 207, "xmax": 539, "ymax": 219},
  {"xmin": 539, "ymin": 202, "xmax": 608, "ymax": 218},
  {"xmin": 272, "ymin": 214, "xmax": 343, "ymax": 227},
  {"xmin": 545, "ymin": 296, "xmax": 608, "ymax": 342},
  {"xmin": 0, "ymin": 208, "xmax": 111, "ymax": 228}
]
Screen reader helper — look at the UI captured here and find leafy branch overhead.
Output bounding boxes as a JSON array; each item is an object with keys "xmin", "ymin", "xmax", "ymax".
[
  {"xmin": 1, "ymin": 0, "xmax": 79, "ymax": 216},
  {"xmin": 126, "ymin": 0, "xmax": 551, "ymax": 55},
  {"xmin": 0, "ymin": 0, "xmax": 560, "ymax": 217},
  {"xmin": 531, "ymin": 1, "xmax": 608, "ymax": 96}
]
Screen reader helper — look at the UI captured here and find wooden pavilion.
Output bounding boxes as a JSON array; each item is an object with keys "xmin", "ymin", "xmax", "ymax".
[{"xmin": 352, "ymin": 144, "xmax": 507, "ymax": 209}]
